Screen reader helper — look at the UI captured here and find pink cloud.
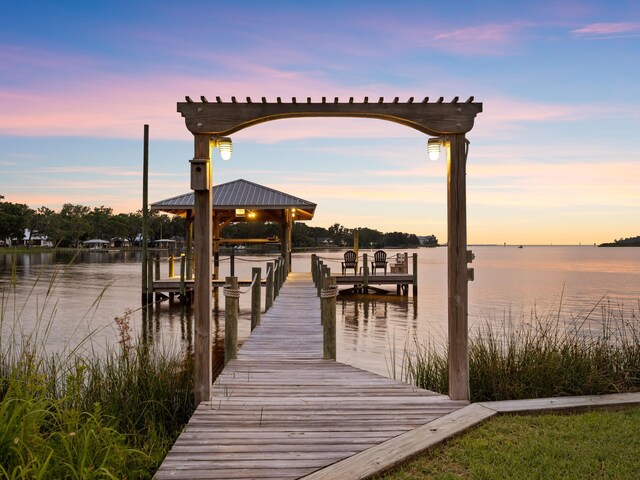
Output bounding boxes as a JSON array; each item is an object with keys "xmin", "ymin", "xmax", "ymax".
[{"xmin": 572, "ymin": 22, "xmax": 640, "ymax": 37}]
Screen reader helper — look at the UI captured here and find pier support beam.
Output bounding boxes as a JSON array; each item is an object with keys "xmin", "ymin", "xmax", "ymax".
[
  {"xmin": 191, "ymin": 134, "xmax": 213, "ymax": 404},
  {"xmin": 447, "ymin": 134, "xmax": 470, "ymax": 401}
]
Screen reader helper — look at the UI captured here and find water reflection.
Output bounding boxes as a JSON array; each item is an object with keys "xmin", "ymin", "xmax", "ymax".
[{"xmin": 337, "ymin": 294, "xmax": 419, "ymax": 378}]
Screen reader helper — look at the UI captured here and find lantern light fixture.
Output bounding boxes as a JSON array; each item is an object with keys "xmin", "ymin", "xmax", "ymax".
[
  {"xmin": 214, "ymin": 137, "xmax": 233, "ymax": 161},
  {"xmin": 427, "ymin": 137, "xmax": 442, "ymax": 161}
]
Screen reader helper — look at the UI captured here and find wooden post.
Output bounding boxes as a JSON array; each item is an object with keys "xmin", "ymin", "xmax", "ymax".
[
  {"xmin": 447, "ymin": 134, "xmax": 470, "ymax": 401},
  {"xmin": 311, "ymin": 254, "xmax": 317, "ymax": 284},
  {"xmin": 224, "ymin": 276, "xmax": 238, "ymax": 365},
  {"xmin": 412, "ymin": 253, "xmax": 418, "ymax": 296},
  {"xmin": 316, "ymin": 261, "xmax": 323, "ymax": 296},
  {"xmin": 141, "ymin": 124, "xmax": 150, "ymax": 305},
  {"xmin": 251, "ymin": 267, "xmax": 261, "ymax": 330},
  {"xmin": 185, "ymin": 211, "xmax": 193, "ymax": 280},
  {"xmin": 154, "ymin": 255, "xmax": 160, "ymax": 281},
  {"xmin": 191, "ymin": 134, "xmax": 213, "ymax": 404},
  {"xmin": 168, "ymin": 254, "xmax": 174, "ymax": 278},
  {"xmin": 230, "ymin": 253, "xmax": 235, "ymax": 277},
  {"xmin": 146, "ymin": 256, "xmax": 153, "ymax": 302},
  {"xmin": 179, "ymin": 253, "xmax": 186, "ymax": 299},
  {"xmin": 321, "ymin": 276, "xmax": 337, "ymax": 360},
  {"xmin": 274, "ymin": 261, "xmax": 280, "ymax": 298},
  {"xmin": 265, "ymin": 262, "xmax": 274, "ymax": 312},
  {"xmin": 363, "ymin": 253, "xmax": 369, "ymax": 294},
  {"xmin": 213, "ymin": 213, "xmax": 220, "ymax": 280}
]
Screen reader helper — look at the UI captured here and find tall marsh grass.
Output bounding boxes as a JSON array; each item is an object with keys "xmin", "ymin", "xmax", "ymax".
[
  {"xmin": 0, "ymin": 260, "xmax": 194, "ymax": 479},
  {"xmin": 407, "ymin": 298, "xmax": 640, "ymax": 402}
]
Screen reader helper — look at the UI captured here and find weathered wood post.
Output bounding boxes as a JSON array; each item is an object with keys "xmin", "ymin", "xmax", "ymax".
[
  {"xmin": 447, "ymin": 134, "xmax": 471, "ymax": 401},
  {"xmin": 230, "ymin": 252, "xmax": 235, "ymax": 277},
  {"xmin": 224, "ymin": 276, "xmax": 238, "ymax": 365},
  {"xmin": 280, "ymin": 256, "xmax": 286, "ymax": 285},
  {"xmin": 321, "ymin": 275, "xmax": 337, "ymax": 360},
  {"xmin": 274, "ymin": 261, "xmax": 281, "ymax": 298},
  {"xmin": 191, "ymin": 134, "xmax": 213, "ymax": 403},
  {"xmin": 265, "ymin": 262, "xmax": 274, "ymax": 312},
  {"xmin": 316, "ymin": 260, "xmax": 323, "ymax": 296},
  {"xmin": 146, "ymin": 256, "xmax": 153, "ymax": 303},
  {"xmin": 185, "ymin": 211, "xmax": 193, "ymax": 280},
  {"xmin": 412, "ymin": 253, "xmax": 418, "ymax": 296},
  {"xmin": 141, "ymin": 124, "xmax": 150, "ymax": 305},
  {"xmin": 154, "ymin": 255, "xmax": 160, "ymax": 281},
  {"xmin": 311, "ymin": 254, "xmax": 317, "ymax": 284},
  {"xmin": 179, "ymin": 253, "xmax": 186, "ymax": 300},
  {"xmin": 168, "ymin": 254, "xmax": 174, "ymax": 278},
  {"xmin": 251, "ymin": 267, "xmax": 261, "ymax": 330},
  {"xmin": 363, "ymin": 253, "xmax": 369, "ymax": 294}
]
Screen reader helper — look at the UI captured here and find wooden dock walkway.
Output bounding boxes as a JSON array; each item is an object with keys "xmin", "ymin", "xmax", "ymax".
[{"xmin": 154, "ymin": 272, "xmax": 467, "ymax": 480}]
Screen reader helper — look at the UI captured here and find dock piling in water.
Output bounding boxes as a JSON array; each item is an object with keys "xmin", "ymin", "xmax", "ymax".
[{"xmin": 224, "ymin": 276, "xmax": 238, "ymax": 365}]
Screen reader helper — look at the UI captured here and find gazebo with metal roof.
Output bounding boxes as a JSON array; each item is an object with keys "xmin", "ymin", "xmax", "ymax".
[{"xmin": 151, "ymin": 178, "xmax": 316, "ymax": 279}]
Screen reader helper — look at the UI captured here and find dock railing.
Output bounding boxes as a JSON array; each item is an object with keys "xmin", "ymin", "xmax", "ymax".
[{"xmin": 221, "ymin": 256, "xmax": 288, "ymax": 365}]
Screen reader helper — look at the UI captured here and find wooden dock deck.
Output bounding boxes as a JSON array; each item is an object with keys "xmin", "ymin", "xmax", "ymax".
[{"xmin": 154, "ymin": 272, "xmax": 467, "ymax": 480}]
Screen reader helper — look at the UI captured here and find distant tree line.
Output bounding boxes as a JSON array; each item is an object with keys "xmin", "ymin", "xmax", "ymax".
[
  {"xmin": 0, "ymin": 199, "xmax": 182, "ymax": 248},
  {"xmin": 599, "ymin": 235, "xmax": 640, "ymax": 247},
  {"xmin": 0, "ymin": 198, "xmax": 435, "ymax": 249},
  {"xmin": 224, "ymin": 222, "xmax": 431, "ymax": 248}
]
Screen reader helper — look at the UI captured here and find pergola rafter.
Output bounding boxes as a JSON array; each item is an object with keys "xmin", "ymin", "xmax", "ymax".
[
  {"xmin": 178, "ymin": 96, "xmax": 481, "ymax": 136},
  {"xmin": 180, "ymin": 95, "xmax": 482, "ymax": 404}
]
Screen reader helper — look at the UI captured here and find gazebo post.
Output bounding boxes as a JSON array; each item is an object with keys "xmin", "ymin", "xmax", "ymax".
[
  {"xmin": 190, "ymin": 134, "xmax": 213, "ymax": 404},
  {"xmin": 447, "ymin": 133, "xmax": 470, "ymax": 401}
]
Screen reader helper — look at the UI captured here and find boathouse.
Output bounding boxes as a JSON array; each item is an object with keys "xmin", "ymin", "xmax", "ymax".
[{"xmin": 151, "ymin": 178, "xmax": 316, "ymax": 278}]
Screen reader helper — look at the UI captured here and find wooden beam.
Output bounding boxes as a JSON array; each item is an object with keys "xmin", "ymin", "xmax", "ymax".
[
  {"xmin": 191, "ymin": 134, "xmax": 212, "ymax": 404},
  {"xmin": 177, "ymin": 100, "xmax": 482, "ymax": 137},
  {"xmin": 447, "ymin": 134, "xmax": 469, "ymax": 401}
]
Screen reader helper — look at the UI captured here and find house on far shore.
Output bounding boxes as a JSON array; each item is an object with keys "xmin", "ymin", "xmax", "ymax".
[
  {"xmin": 82, "ymin": 239, "xmax": 110, "ymax": 251},
  {"xmin": 3, "ymin": 229, "xmax": 54, "ymax": 247},
  {"xmin": 419, "ymin": 235, "xmax": 438, "ymax": 247},
  {"xmin": 316, "ymin": 237, "xmax": 334, "ymax": 246}
]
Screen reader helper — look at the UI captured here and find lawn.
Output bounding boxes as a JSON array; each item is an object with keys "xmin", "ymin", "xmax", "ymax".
[{"xmin": 376, "ymin": 406, "xmax": 640, "ymax": 480}]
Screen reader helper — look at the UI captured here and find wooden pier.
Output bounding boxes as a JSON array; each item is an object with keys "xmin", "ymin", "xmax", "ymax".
[{"xmin": 154, "ymin": 272, "xmax": 466, "ymax": 479}]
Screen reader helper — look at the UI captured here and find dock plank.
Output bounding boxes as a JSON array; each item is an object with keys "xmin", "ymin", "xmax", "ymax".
[{"xmin": 153, "ymin": 272, "xmax": 465, "ymax": 480}]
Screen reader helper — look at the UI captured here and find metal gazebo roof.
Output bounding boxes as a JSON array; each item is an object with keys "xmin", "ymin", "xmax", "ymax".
[{"xmin": 151, "ymin": 179, "xmax": 316, "ymax": 219}]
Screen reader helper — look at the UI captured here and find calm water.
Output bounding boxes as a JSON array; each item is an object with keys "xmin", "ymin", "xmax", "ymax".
[{"xmin": 1, "ymin": 247, "xmax": 638, "ymax": 378}]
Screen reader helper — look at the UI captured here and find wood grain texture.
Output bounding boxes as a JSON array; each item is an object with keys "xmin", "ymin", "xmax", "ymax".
[
  {"xmin": 177, "ymin": 100, "xmax": 483, "ymax": 137},
  {"xmin": 154, "ymin": 273, "xmax": 467, "ymax": 479}
]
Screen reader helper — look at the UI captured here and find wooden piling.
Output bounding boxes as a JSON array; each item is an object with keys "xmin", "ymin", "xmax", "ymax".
[
  {"xmin": 321, "ymin": 276, "xmax": 337, "ymax": 360},
  {"xmin": 168, "ymin": 254, "xmax": 174, "ymax": 278},
  {"xmin": 274, "ymin": 261, "xmax": 280, "ymax": 298},
  {"xmin": 141, "ymin": 124, "xmax": 150, "ymax": 305},
  {"xmin": 179, "ymin": 253, "xmax": 186, "ymax": 299},
  {"xmin": 412, "ymin": 253, "xmax": 418, "ymax": 296},
  {"xmin": 265, "ymin": 262, "xmax": 274, "ymax": 312},
  {"xmin": 146, "ymin": 256, "xmax": 153, "ymax": 303},
  {"xmin": 224, "ymin": 276, "xmax": 238, "ymax": 365},
  {"xmin": 316, "ymin": 261, "xmax": 323, "ymax": 296},
  {"xmin": 311, "ymin": 254, "xmax": 317, "ymax": 284},
  {"xmin": 154, "ymin": 255, "xmax": 160, "ymax": 281},
  {"xmin": 251, "ymin": 267, "xmax": 261, "ymax": 330},
  {"xmin": 363, "ymin": 253, "xmax": 369, "ymax": 293},
  {"xmin": 230, "ymin": 253, "xmax": 235, "ymax": 277}
]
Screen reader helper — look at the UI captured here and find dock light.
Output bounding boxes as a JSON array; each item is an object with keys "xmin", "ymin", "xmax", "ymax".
[
  {"xmin": 235, "ymin": 208, "xmax": 245, "ymax": 217},
  {"xmin": 215, "ymin": 137, "xmax": 233, "ymax": 161},
  {"xmin": 248, "ymin": 211, "xmax": 256, "ymax": 219},
  {"xmin": 427, "ymin": 138, "xmax": 441, "ymax": 161}
]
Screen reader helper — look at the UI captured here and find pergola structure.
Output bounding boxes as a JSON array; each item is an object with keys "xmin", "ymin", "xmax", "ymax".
[
  {"xmin": 177, "ymin": 95, "xmax": 482, "ymax": 403},
  {"xmin": 151, "ymin": 178, "xmax": 316, "ymax": 278}
]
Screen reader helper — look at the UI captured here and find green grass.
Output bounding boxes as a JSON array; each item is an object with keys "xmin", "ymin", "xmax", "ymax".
[
  {"xmin": 0, "ymin": 261, "xmax": 195, "ymax": 479},
  {"xmin": 376, "ymin": 406, "xmax": 640, "ymax": 480}
]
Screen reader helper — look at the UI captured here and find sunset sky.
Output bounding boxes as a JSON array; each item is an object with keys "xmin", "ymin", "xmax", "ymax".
[{"xmin": 1, "ymin": 1, "xmax": 639, "ymax": 245}]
